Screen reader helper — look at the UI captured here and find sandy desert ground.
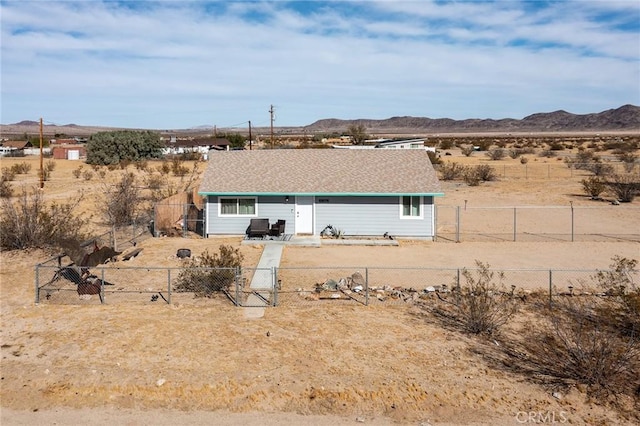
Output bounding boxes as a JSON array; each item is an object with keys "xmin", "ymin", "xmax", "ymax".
[{"xmin": 1, "ymin": 148, "xmax": 639, "ymax": 425}]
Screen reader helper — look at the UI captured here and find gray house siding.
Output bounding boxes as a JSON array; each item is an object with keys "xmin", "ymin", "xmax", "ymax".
[
  {"xmin": 205, "ymin": 195, "xmax": 434, "ymax": 237},
  {"xmin": 314, "ymin": 196, "xmax": 434, "ymax": 237},
  {"xmin": 205, "ymin": 195, "xmax": 294, "ymax": 235}
]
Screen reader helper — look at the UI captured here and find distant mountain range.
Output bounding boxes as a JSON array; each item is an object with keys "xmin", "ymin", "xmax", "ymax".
[
  {"xmin": 305, "ymin": 104, "xmax": 640, "ymax": 133},
  {"xmin": 2, "ymin": 105, "xmax": 639, "ymax": 136}
]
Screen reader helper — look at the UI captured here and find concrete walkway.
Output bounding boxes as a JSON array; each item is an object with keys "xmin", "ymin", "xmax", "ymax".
[{"xmin": 243, "ymin": 244, "xmax": 284, "ymax": 319}]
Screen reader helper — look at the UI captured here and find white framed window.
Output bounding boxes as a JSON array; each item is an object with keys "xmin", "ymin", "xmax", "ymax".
[
  {"xmin": 400, "ymin": 195, "xmax": 423, "ymax": 219},
  {"xmin": 219, "ymin": 197, "xmax": 257, "ymax": 217}
]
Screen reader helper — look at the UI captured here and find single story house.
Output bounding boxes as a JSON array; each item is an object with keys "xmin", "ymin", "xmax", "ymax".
[
  {"xmin": 332, "ymin": 138, "xmax": 436, "ymax": 152},
  {"xmin": 198, "ymin": 149, "xmax": 443, "ymax": 239},
  {"xmin": 162, "ymin": 138, "xmax": 230, "ymax": 157},
  {"xmin": 0, "ymin": 140, "xmax": 33, "ymax": 156}
]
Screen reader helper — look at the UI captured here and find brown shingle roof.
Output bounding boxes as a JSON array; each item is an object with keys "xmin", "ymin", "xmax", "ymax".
[
  {"xmin": 2, "ymin": 140, "xmax": 32, "ymax": 149},
  {"xmin": 199, "ymin": 149, "xmax": 443, "ymax": 195}
]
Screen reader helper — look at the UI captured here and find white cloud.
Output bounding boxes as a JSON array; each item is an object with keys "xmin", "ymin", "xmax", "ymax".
[{"xmin": 1, "ymin": 0, "xmax": 638, "ymax": 128}]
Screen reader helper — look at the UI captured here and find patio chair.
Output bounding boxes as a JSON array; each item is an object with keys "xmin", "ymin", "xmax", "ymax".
[
  {"xmin": 269, "ymin": 219, "xmax": 286, "ymax": 237},
  {"xmin": 247, "ymin": 218, "xmax": 270, "ymax": 239}
]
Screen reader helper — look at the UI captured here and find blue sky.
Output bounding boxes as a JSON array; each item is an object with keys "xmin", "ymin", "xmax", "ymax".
[{"xmin": 1, "ymin": 0, "xmax": 639, "ymax": 130}]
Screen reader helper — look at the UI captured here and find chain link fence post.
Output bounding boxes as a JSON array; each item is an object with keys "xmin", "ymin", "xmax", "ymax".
[
  {"xmin": 100, "ymin": 268, "xmax": 105, "ymax": 304},
  {"xmin": 273, "ymin": 267, "xmax": 279, "ymax": 307},
  {"xmin": 548, "ymin": 269, "xmax": 553, "ymax": 308},
  {"xmin": 35, "ymin": 265, "xmax": 40, "ymax": 304},
  {"xmin": 235, "ymin": 267, "xmax": 241, "ymax": 307},
  {"xmin": 167, "ymin": 269, "xmax": 172, "ymax": 304},
  {"xmin": 365, "ymin": 267, "xmax": 369, "ymax": 306}
]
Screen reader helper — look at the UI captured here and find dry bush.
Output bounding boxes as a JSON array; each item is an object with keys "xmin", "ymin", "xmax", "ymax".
[
  {"xmin": 519, "ymin": 300, "xmax": 639, "ymax": 396},
  {"xmin": 538, "ymin": 149, "xmax": 557, "ymax": 158},
  {"xmin": 45, "ymin": 160, "xmax": 56, "ymax": 172},
  {"xmin": 0, "ymin": 186, "xmax": 88, "ymax": 250},
  {"xmin": 72, "ymin": 166, "xmax": 83, "ymax": 179},
  {"xmin": 11, "ymin": 162, "xmax": 31, "ymax": 174},
  {"xmin": 588, "ymin": 162, "xmax": 615, "ymax": 177},
  {"xmin": 520, "ymin": 156, "xmax": 529, "ymax": 164},
  {"xmin": 485, "ymin": 148, "xmax": 505, "ymax": 160},
  {"xmin": 581, "ymin": 176, "xmax": 606, "ymax": 199},
  {"xmin": 606, "ymin": 173, "xmax": 640, "ymax": 202},
  {"xmin": 2, "ymin": 167, "xmax": 16, "ymax": 182},
  {"xmin": 473, "ymin": 164, "xmax": 497, "ymax": 182},
  {"xmin": 171, "ymin": 158, "xmax": 189, "ymax": 176},
  {"xmin": 0, "ymin": 177, "xmax": 13, "ymax": 198},
  {"xmin": 174, "ymin": 245, "xmax": 244, "ymax": 296},
  {"xmin": 439, "ymin": 162, "xmax": 467, "ymax": 181},
  {"xmin": 431, "ymin": 261, "xmax": 519, "ymax": 335},
  {"xmin": 508, "ymin": 148, "xmax": 522, "ymax": 159},
  {"xmin": 461, "ymin": 145, "xmax": 475, "ymax": 157},
  {"xmin": 500, "ymin": 257, "xmax": 640, "ymax": 402},
  {"xmin": 100, "ymin": 172, "xmax": 143, "ymax": 228},
  {"xmin": 157, "ymin": 161, "xmax": 171, "ymax": 176},
  {"xmin": 82, "ymin": 170, "xmax": 94, "ymax": 181},
  {"xmin": 144, "ymin": 173, "xmax": 164, "ymax": 190}
]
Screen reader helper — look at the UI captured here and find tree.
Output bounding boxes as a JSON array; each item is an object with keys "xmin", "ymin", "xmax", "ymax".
[
  {"xmin": 86, "ymin": 130, "xmax": 164, "ymax": 165},
  {"xmin": 224, "ymin": 133, "xmax": 246, "ymax": 150},
  {"xmin": 347, "ymin": 123, "xmax": 368, "ymax": 145}
]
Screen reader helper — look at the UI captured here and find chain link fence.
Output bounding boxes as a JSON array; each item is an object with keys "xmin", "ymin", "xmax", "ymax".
[
  {"xmin": 435, "ymin": 205, "xmax": 640, "ymax": 242},
  {"xmin": 36, "ymin": 264, "xmax": 632, "ymax": 307}
]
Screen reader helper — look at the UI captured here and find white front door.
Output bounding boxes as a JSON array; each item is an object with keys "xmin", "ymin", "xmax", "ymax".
[{"xmin": 295, "ymin": 196, "xmax": 314, "ymax": 234}]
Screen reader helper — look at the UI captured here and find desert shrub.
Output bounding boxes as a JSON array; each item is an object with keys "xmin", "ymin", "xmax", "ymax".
[
  {"xmin": 549, "ymin": 141, "xmax": 565, "ymax": 151},
  {"xmin": 0, "ymin": 187, "xmax": 88, "ymax": 250},
  {"xmin": 485, "ymin": 148, "xmax": 505, "ymax": 160},
  {"xmin": 97, "ymin": 169, "xmax": 107, "ymax": 179},
  {"xmin": 134, "ymin": 160, "xmax": 149, "ymax": 171},
  {"xmin": 431, "ymin": 261, "xmax": 519, "ymax": 335},
  {"xmin": 171, "ymin": 158, "xmax": 189, "ymax": 176},
  {"xmin": 157, "ymin": 161, "xmax": 171, "ymax": 176},
  {"xmin": 145, "ymin": 173, "xmax": 164, "ymax": 190},
  {"xmin": 82, "ymin": 170, "xmax": 94, "ymax": 181},
  {"xmin": 475, "ymin": 140, "xmax": 492, "ymax": 151},
  {"xmin": 0, "ymin": 177, "xmax": 12, "ymax": 198},
  {"xmin": 520, "ymin": 156, "xmax": 529, "ymax": 164},
  {"xmin": 174, "ymin": 245, "xmax": 244, "ymax": 296},
  {"xmin": 72, "ymin": 166, "xmax": 83, "ymax": 179},
  {"xmin": 587, "ymin": 162, "xmax": 615, "ymax": 177},
  {"xmin": 514, "ymin": 257, "xmax": 640, "ymax": 399},
  {"xmin": 538, "ymin": 149, "xmax": 557, "ymax": 158},
  {"xmin": 461, "ymin": 145, "xmax": 475, "ymax": 157},
  {"xmin": 519, "ymin": 299, "xmax": 639, "ymax": 396},
  {"xmin": 581, "ymin": 176, "xmax": 606, "ymax": 199},
  {"xmin": 606, "ymin": 173, "xmax": 640, "ymax": 202},
  {"xmin": 439, "ymin": 139, "xmax": 454, "ymax": 150},
  {"xmin": 101, "ymin": 172, "xmax": 141, "ymax": 227},
  {"xmin": 508, "ymin": 149, "xmax": 522, "ymax": 159},
  {"xmin": 439, "ymin": 162, "xmax": 467, "ymax": 181},
  {"xmin": 119, "ymin": 159, "xmax": 132, "ymax": 170},
  {"xmin": 473, "ymin": 164, "xmax": 497, "ymax": 182},
  {"xmin": 616, "ymin": 152, "xmax": 638, "ymax": 173},
  {"xmin": 1, "ymin": 168, "xmax": 16, "ymax": 182},
  {"xmin": 11, "ymin": 162, "xmax": 31, "ymax": 174},
  {"xmin": 45, "ymin": 160, "xmax": 56, "ymax": 172},
  {"xmin": 463, "ymin": 169, "xmax": 481, "ymax": 186}
]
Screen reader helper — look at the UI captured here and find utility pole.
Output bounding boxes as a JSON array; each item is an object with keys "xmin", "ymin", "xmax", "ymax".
[
  {"xmin": 248, "ymin": 120, "xmax": 252, "ymax": 150},
  {"xmin": 39, "ymin": 117, "xmax": 44, "ymax": 189},
  {"xmin": 269, "ymin": 104, "xmax": 275, "ymax": 149}
]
